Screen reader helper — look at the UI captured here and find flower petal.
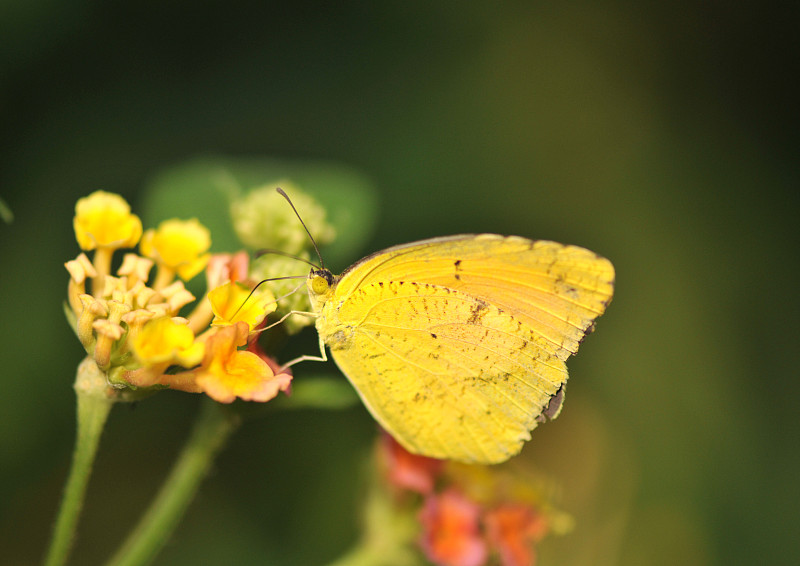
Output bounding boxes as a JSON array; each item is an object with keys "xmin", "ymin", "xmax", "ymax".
[
  {"xmin": 208, "ymin": 281, "xmax": 276, "ymax": 331},
  {"xmin": 132, "ymin": 316, "xmax": 204, "ymax": 368}
]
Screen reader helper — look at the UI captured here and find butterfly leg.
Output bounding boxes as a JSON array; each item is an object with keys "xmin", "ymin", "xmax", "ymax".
[
  {"xmin": 279, "ymin": 333, "xmax": 328, "ymax": 371},
  {"xmin": 255, "ymin": 310, "xmax": 318, "ymax": 334}
]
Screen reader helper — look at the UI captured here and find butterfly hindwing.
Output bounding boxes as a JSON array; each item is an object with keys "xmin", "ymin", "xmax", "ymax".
[{"xmin": 314, "ymin": 234, "xmax": 614, "ymax": 464}]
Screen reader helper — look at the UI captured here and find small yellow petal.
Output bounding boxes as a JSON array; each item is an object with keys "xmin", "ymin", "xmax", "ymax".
[
  {"xmin": 208, "ymin": 281, "xmax": 276, "ymax": 331},
  {"xmin": 132, "ymin": 317, "xmax": 204, "ymax": 368}
]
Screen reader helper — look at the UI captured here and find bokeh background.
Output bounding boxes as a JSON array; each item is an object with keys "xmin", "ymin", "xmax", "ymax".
[{"xmin": 1, "ymin": 2, "xmax": 797, "ymax": 565}]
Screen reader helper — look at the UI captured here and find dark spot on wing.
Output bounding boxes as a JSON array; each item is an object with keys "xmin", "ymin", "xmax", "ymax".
[{"xmin": 467, "ymin": 299, "xmax": 489, "ymax": 325}]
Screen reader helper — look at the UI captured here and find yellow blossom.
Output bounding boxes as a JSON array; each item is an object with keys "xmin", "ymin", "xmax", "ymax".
[
  {"xmin": 193, "ymin": 322, "xmax": 292, "ymax": 403},
  {"xmin": 140, "ymin": 218, "xmax": 211, "ymax": 283},
  {"xmin": 208, "ymin": 280, "xmax": 276, "ymax": 331},
  {"xmin": 73, "ymin": 190, "xmax": 142, "ymax": 251},
  {"xmin": 132, "ymin": 317, "xmax": 205, "ymax": 369}
]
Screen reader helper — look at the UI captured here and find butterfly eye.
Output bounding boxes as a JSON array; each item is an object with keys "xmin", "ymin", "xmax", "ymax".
[{"xmin": 311, "ymin": 274, "xmax": 330, "ymax": 295}]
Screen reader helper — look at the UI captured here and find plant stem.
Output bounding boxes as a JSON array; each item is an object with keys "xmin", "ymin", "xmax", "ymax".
[
  {"xmin": 44, "ymin": 358, "xmax": 116, "ymax": 566},
  {"xmin": 104, "ymin": 400, "xmax": 240, "ymax": 566}
]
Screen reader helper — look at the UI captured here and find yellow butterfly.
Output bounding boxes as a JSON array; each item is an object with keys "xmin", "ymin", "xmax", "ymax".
[{"xmin": 301, "ymin": 233, "xmax": 614, "ymax": 465}]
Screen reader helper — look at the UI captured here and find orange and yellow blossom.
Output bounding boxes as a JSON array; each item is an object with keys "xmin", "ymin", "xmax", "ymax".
[
  {"xmin": 66, "ymin": 190, "xmax": 291, "ymax": 405},
  {"xmin": 191, "ymin": 321, "xmax": 292, "ymax": 403}
]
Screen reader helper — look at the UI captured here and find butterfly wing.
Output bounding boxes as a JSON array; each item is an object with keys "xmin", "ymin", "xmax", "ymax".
[{"xmin": 319, "ymin": 234, "xmax": 614, "ymax": 464}]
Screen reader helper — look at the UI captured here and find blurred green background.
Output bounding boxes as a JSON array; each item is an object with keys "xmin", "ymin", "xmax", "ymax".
[{"xmin": 1, "ymin": 2, "xmax": 796, "ymax": 565}]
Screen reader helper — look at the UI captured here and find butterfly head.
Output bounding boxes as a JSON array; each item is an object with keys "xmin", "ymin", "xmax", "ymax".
[{"xmin": 307, "ymin": 267, "xmax": 336, "ymax": 311}]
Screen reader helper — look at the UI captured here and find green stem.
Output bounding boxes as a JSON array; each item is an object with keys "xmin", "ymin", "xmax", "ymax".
[
  {"xmin": 44, "ymin": 358, "xmax": 116, "ymax": 566},
  {"xmin": 105, "ymin": 400, "xmax": 240, "ymax": 566}
]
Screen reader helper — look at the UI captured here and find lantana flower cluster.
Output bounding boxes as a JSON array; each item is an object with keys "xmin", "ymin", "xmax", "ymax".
[
  {"xmin": 65, "ymin": 190, "xmax": 292, "ymax": 403},
  {"xmin": 380, "ymin": 434, "xmax": 566, "ymax": 566}
]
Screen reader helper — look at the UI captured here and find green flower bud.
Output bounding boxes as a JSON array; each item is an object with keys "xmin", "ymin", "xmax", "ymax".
[{"xmin": 230, "ymin": 181, "xmax": 336, "ymax": 255}]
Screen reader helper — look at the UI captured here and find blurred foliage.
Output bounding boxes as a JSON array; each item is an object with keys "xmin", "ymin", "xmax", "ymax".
[
  {"xmin": 139, "ymin": 156, "xmax": 378, "ymax": 269},
  {"xmin": 1, "ymin": 2, "xmax": 797, "ymax": 566}
]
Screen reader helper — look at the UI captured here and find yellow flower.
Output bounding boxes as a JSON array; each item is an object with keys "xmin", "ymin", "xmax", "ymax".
[
  {"xmin": 193, "ymin": 322, "xmax": 292, "ymax": 403},
  {"xmin": 140, "ymin": 218, "xmax": 211, "ymax": 283},
  {"xmin": 132, "ymin": 317, "xmax": 205, "ymax": 369},
  {"xmin": 208, "ymin": 280, "xmax": 276, "ymax": 331},
  {"xmin": 73, "ymin": 190, "xmax": 142, "ymax": 251}
]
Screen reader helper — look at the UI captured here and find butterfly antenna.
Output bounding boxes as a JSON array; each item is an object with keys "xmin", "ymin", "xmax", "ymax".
[
  {"xmin": 255, "ymin": 248, "xmax": 321, "ymax": 269},
  {"xmin": 276, "ymin": 187, "xmax": 325, "ymax": 270},
  {"xmin": 230, "ymin": 275, "xmax": 307, "ymax": 320}
]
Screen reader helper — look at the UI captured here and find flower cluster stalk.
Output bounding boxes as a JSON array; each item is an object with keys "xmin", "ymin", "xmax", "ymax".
[{"xmin": 43, "ymin": 358, "xmax": 116, "ymax": 566}]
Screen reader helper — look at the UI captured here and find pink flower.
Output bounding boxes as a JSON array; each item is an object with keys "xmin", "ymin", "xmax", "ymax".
[
  {"xmin": 381, "ymin": 433, "xmax": 443, "ymax": 495},
  {"xmin": 419, "ymin": 490, "xmax": 487, "ymax": 566},
  {"xmin": 485, "ymin": 504, "xmax": 548, "ymax": 566}
]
